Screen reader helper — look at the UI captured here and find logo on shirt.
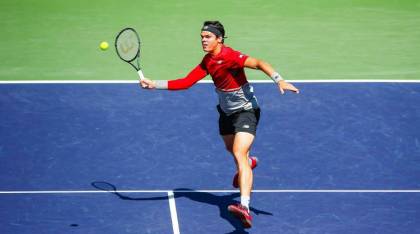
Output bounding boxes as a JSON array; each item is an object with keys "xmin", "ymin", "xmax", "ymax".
[
  {"xmin": 239, "ymin": 54, "xmax": 244, "ymax": 58},
  {"xmin": 217, "ymin": 60, "xmax": 223, "ymax": 64}
]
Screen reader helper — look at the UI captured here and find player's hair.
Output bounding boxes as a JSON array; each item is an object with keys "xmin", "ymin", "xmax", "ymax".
[{"xmin": 203, "ymin": 21, "xmax": 226, "ymax": 43}]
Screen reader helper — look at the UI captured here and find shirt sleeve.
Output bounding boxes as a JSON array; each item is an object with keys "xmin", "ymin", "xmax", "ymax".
[
  {"xmin": 231, "ymin": 49, "xmax": 249, "ymax": 68},
  {"xmin": 168, "ymin": 63, "xmax": 208, "ymax": 90}
]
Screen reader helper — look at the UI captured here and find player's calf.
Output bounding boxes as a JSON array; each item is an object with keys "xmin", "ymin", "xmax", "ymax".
[{"xmin": 232, "ymin": 156, "xmax": 258, "ymax": 188}]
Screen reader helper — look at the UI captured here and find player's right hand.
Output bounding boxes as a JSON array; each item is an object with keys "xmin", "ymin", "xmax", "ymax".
[
  {"xmin": 140, "ymin": 78, "xmax": 156, "ymax": 89},
  {"xmin": 278, "ymin": 80, "xmax": 299, "ymax": 94}
]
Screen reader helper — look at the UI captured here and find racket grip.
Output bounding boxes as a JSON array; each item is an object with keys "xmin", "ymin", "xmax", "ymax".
[{"xmin": 137, "ymin": 70, "xmax": 145, "ymax": 80}]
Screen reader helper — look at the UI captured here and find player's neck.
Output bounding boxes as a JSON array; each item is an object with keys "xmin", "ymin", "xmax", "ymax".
[{"xmin": 208, "ymin": 44, "xmax": 223, "ymax": 57}]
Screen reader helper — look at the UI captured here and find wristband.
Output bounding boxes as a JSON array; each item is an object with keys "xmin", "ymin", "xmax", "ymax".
[
  {"xmin": 270, "ymin": 72, "xmax": 284, "ymax": 83},
  {"xmin": 155, "ymin": 80, "xmax": 168, "ymax": 89}
]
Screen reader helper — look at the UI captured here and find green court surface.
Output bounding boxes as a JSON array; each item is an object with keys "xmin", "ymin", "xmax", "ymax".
[{"xmin": 1, "ymin": 0, "xmax": 419, "ymax": 81}]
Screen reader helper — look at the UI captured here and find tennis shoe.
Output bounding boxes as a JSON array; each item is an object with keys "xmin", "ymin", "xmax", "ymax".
[
  {"xmin": 232, "ymin": 156, "xmax": 258, "ymax": 188},
  {"xmin": 228, "ymin": 203, "xmax": 252, "ymax": 228}
]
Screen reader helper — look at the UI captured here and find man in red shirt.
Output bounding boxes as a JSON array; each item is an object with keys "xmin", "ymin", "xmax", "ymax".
[{"xmin": 140, "ymin": 21, "xmax": 299, "ymax": 228}]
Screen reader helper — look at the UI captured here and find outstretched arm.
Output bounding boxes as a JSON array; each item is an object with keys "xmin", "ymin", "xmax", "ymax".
[
  {"xmin": 140, "ymin": 64, "xmax": 208, "ymax": 90},
  {"xmin": 244, "ymin": 57, "xmax": 299, "ymax": 94}
]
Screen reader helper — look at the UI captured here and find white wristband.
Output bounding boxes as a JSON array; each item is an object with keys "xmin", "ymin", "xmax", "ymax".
[
  {"xmin": 155, "ymin": 80, "xmax": 168, "ymax": 89},
  {"xmin": 270, "ymin": 72, "xmax": 284, "ymax": 83}
]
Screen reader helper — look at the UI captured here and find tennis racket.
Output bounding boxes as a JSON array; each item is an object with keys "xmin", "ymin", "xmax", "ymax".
[{"xmin": 115, "ymin": 27, "xmax": 145, "ymax": 80}]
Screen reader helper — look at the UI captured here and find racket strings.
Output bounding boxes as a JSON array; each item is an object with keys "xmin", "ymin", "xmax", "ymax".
[{"xmin": 115, "ymin": 28, "xmax": 141, "ymax": 63}]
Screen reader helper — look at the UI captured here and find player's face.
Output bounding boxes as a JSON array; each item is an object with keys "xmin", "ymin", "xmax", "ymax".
[{"xmin": 201, "ymin": 31, "xmax": 222, "ymax": 52}]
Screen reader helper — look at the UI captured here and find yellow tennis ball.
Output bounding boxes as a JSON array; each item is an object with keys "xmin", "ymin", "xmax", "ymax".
[{"xmin": 99, "ymin": 41, "xmax": 109, "ymax": 51}]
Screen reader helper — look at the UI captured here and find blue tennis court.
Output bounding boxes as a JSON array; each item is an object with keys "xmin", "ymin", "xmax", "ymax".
[{"xmin": 1, "ymin": 82, "xmax": 419, "ymax": 233}]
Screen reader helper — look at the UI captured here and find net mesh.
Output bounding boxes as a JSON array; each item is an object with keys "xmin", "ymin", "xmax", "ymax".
[{"xmin": 115, "ymin": 28, "xmax": 140, "ymax": 62}]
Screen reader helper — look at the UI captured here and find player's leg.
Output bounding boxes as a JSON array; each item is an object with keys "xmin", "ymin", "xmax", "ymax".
[
  {"xmin": 231, "ymin": 132, "xmax": 255, "ymax": 199},
  {"xmin": 222, "ymin": 134, "xmax": 250, "ymax": 163},
  {"xmin": 222, "ymin": 134, "xmax": 235, "ymax": 155},
  {"xmin": 218, "ymin": 106, "xmax": 246, "ymax": 169},
  {"xmin": 218, "ymin": 106, "xmax": 259, "ymax": 228},
  {"xmin": 227, "ymin": 131, "xmax": 255, "ymax": 228},
  {"xmin": 222, "ymin": 134, "xmax": 258, "ymax": 188}
]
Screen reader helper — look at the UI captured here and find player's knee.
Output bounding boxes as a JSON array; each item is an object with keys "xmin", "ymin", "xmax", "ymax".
[
  {"xmin": 238, "ymin": 162, "xmax": 252, "ymax": 173},
  {"xmin": 233, "ymin": 151, "xmax": 249, "ymax": 165},
  {"xmin": 232, "ymin": 148, "xmax": 244, "ymax": 158}
]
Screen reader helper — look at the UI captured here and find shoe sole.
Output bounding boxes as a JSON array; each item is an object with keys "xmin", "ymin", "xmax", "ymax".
[{"xmin": 228, "ymin": 206, "xmax": 252, "ymax": 228}]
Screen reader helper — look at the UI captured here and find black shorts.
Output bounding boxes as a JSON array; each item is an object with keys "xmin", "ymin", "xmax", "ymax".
[{"xmin": 217, "ymin": 105, "xmax": 261, "ymax": 136}]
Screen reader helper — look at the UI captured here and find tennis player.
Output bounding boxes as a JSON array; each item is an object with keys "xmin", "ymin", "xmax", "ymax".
[{"xmin": 140, "ymin": 21, "xmax": 299, "ymax": 228}]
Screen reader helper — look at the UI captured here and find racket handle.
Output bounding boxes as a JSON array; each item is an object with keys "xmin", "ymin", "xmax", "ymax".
[{"xmin": 137, "ymin": 70, "xmax": 145, "ymax": 80}]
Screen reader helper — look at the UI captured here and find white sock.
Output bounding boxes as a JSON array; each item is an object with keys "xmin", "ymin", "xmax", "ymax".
[{"xmin": 240, "ymin": 196, "xmax": 250, "ymax": 210}]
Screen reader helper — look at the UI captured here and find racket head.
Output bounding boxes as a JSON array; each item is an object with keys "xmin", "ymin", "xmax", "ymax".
[{"xmin": 115, "ymin": 27, "xmax": 141, "ymax": 64}]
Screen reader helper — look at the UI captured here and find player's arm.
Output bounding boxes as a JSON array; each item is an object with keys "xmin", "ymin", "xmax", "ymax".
[
  {"xmin": 244, "ymin": 57, "xmax": 299, "ymax": 94},
  {"xmin": 140, "ymin": 64, "xmax": 207, "ymax": 90}
]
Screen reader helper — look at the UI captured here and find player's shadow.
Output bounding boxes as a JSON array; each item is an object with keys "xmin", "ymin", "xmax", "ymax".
[{"xmin": 91, "ymin": 181, "xmax": 273, "ymax": 234}]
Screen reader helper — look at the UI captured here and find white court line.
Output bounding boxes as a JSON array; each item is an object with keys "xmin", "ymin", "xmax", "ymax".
[
  {"xmin": 0, "ymin": 79, "xmax": 420, "ymax": 84},
  {"xmin": 168, "ymin": 191, "xmax": 181, "ymax": 234},
  {"xmin": 1, "ymin": 189, "xmax": 420, "ymax": 194}
]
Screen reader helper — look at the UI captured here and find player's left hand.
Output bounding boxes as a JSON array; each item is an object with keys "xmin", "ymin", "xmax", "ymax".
[{"xmin": 278, "ymin": 80, "xmax": 299, "ymax": 94}]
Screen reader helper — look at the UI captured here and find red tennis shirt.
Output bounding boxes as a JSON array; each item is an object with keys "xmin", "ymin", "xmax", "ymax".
[{"xmin": 168, "ymin": 45, "xmax": 249, "ymax": 91}]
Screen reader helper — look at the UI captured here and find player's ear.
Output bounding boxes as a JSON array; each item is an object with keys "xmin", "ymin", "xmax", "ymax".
[{"xmin": 217, "ymin": 36, "xmax": 223, "ymax": 43}]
